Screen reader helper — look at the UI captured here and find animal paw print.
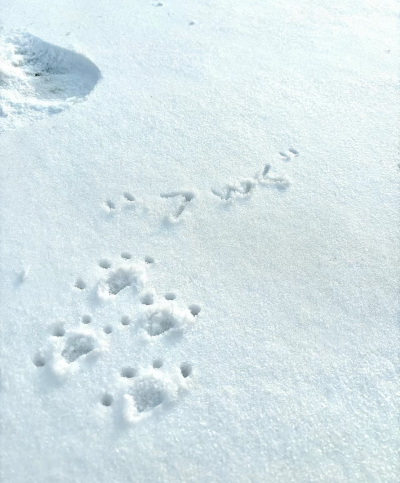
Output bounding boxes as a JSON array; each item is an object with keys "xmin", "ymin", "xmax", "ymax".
[
  {"xmin": 33, "ymin": 322, "xmax": 107, "ymax": 378},
  {"xmin": 279, "ymin": 148, "xmax": 299, "ymax": 161},
  {"xmin": 73, "ymin": 256, "xmax": 148, "ymax": 301},
  {"xmin": 101, "ymin": 362, "xmax": 193, "ymax": 423}
]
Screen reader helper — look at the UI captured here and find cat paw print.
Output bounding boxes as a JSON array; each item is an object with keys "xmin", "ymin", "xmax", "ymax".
[
  {"xmin": 100, "ymin": 362, "xmax": 193, "ymax": 423},
  {"xmin": 73, "ymin": 257, "xmax": 148, "ymax": 301},
  {"xmin": 33, "ymin": 322, "xmax": 108, "ymax": 378}
]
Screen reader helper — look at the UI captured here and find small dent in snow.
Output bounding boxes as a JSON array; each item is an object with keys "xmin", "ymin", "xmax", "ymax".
[
  {"xmin": 104, "ymin": 200, "xmax": 116, "ymax": 211},
  {"xmin": 123, "ymin": 192, "xmax": 135, "ymax": 202},
  {"xmin": 180, "ymin": 362, "xmax": 192, "ymax": 378},
  {"xmin": 51, "ymin": 322, "xmax": 65, "ymax": 337},
  {"xmin": 82, "ymin": 314, "xmax": 92, "ymax": 324},
  {"xmin": 98, "ymin": 259, "xmax": 111, "ymax": 269},
  {"xmin": 140, "ymin": 292, "xmax": 154, "ymax": 305},
  {"xmin": 101, "ymin": 393, "xmax": 113, "ymax": 407},
  {"xmin": 75, "ymin": 278, "xmax": 86, "ymax": 290},
  {"xmin": 153, "ymin": 359, "xmax": 163, "ymax": 369},
  {"xmin": 121, "ymin": 315, "xmax": 132, "ymax": 326},
  {"xmin": 189, "ymin": 304, "xmax": 201, "ymax": 316},
  {"xmin": 279, "ymin": 148, "xmax": 299, "ymax": 161},
  {"xmin": 121, "ymin": 367, "xmax": 136, "ymax": 378},
  {"xmin": 33, "ymin": 352, "xmax": 46, "ymax": 367}
]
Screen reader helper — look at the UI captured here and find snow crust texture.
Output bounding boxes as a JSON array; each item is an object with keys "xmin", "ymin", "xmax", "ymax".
[
  {"xmin": 0, "ymin": 29, "xmax": 100, "ymax": 132},
  {"xmin": 34, "ymin": 256, "xmax": 197, "ymax": 424}
]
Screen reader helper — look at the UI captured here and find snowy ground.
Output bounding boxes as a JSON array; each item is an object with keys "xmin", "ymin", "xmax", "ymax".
[{"xmin": 0, "ymin": 1, "xmax": 399, "ymax": 482}]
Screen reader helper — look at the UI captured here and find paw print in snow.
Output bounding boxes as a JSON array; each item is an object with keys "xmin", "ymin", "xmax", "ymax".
[
  {"xmin": 33, "ymin": 323, "xmax": 107, "ymax": 378},
  {"xmin": 112, "ymin": 364, "xmax": 193, "ymax": 423}
]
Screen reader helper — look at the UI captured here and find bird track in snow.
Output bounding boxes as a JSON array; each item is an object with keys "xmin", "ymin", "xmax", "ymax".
[{"xmin": 101, "ymin": 152, "xmax": 299, "ymax": 218}]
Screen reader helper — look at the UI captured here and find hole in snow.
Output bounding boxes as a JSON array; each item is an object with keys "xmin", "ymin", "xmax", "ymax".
[
  {"xmin": 75, "ymin": 278, "xmax": 86, "ymax": 290},
  {"xmin": 52, "ymin": 323, "xmax": 65, "ymax": 337},
  {"xmin": 81, "ymin": 314, "xmax": 92, "ymax": 324},
  {"xmin": 99, "ymin": 259, "xmax": 111, "ymax": 269},
  {"xmin": 106, "ymin": 200, "xmax": 116, "ymax": 210},
  {"xmin": 141, "ymin": 293, "xmax": 154, "ymax": 305},
  {"xmin": 145, "ymin": 256, "xmax": 155, "ymax": 264},
  {"xmin": 121, "ymin": 252, "xmax": 132, "ymax": 260},
  {"xmin": 121, "ymin": 367, "xmax": 136, "ymax": 378},
  {"xmin": 189, "ymin": 304, "xmax": 201, "ymax": 316},
  {"xmin": 33, "ymin": 353, "xmax": 46, "ymax": 367},
  {"xmin": 164, "ymin": 292, "xmax": 176, "ymax": 300},
  {"xmin": 101, "ymin": 393, "xmax": 113, "ymax": 406},
  {"xmin": 121, "ymin": 315, "xmax": 131, "ymax": 326},
  {"xmin": 180, "ymin": 362, "xmax": 192, "ymax": 378},
  {"xmin": 123, "ymin": 192, "xmax": 135, "ymax": 202},
  {"xmin": 103, "ymin": 325, "xmax": 113, "ymax": 334},
  {"xmin": 153, "ymin": 359, "xmax": 163, "ymax": 369}
]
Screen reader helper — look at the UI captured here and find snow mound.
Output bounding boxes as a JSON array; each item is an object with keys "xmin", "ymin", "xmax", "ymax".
[{"xmin": 0, "ymin": 29, "xmax": 100, "ymax": 132}]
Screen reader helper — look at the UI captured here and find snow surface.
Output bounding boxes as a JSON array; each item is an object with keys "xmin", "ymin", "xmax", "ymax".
[{"xmin": 0, "ymin": 0, "xmax": 399, "ymax": 482}]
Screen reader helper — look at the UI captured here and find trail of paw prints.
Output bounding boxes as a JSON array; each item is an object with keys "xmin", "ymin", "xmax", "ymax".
[
  {"xmin": 34, "ymin": 254, "xmax": 200, "ymax": 423},
  {"xmin": 211, "ymin": 163, "xmax": 290, "ymax": 202}
]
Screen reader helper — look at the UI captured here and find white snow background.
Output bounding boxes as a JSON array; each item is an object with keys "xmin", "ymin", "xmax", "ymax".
[{"xmin": 0, "ymin": 0, "xmax": 399, "ymax": 482}]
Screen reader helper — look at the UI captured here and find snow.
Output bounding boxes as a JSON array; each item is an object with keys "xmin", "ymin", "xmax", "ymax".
[
  {"xmin": 0, "ymin": 30, "xmax": 100, "ymax": 132},
  {"xmin": 0, "ymin": 0, "xmax": 399, "ymax": 482}
]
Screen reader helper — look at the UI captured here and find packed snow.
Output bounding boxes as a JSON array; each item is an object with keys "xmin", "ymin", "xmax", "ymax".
[{"xmin": 0, "ymin": 0, "xmax": 399, "ymax": 482}]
